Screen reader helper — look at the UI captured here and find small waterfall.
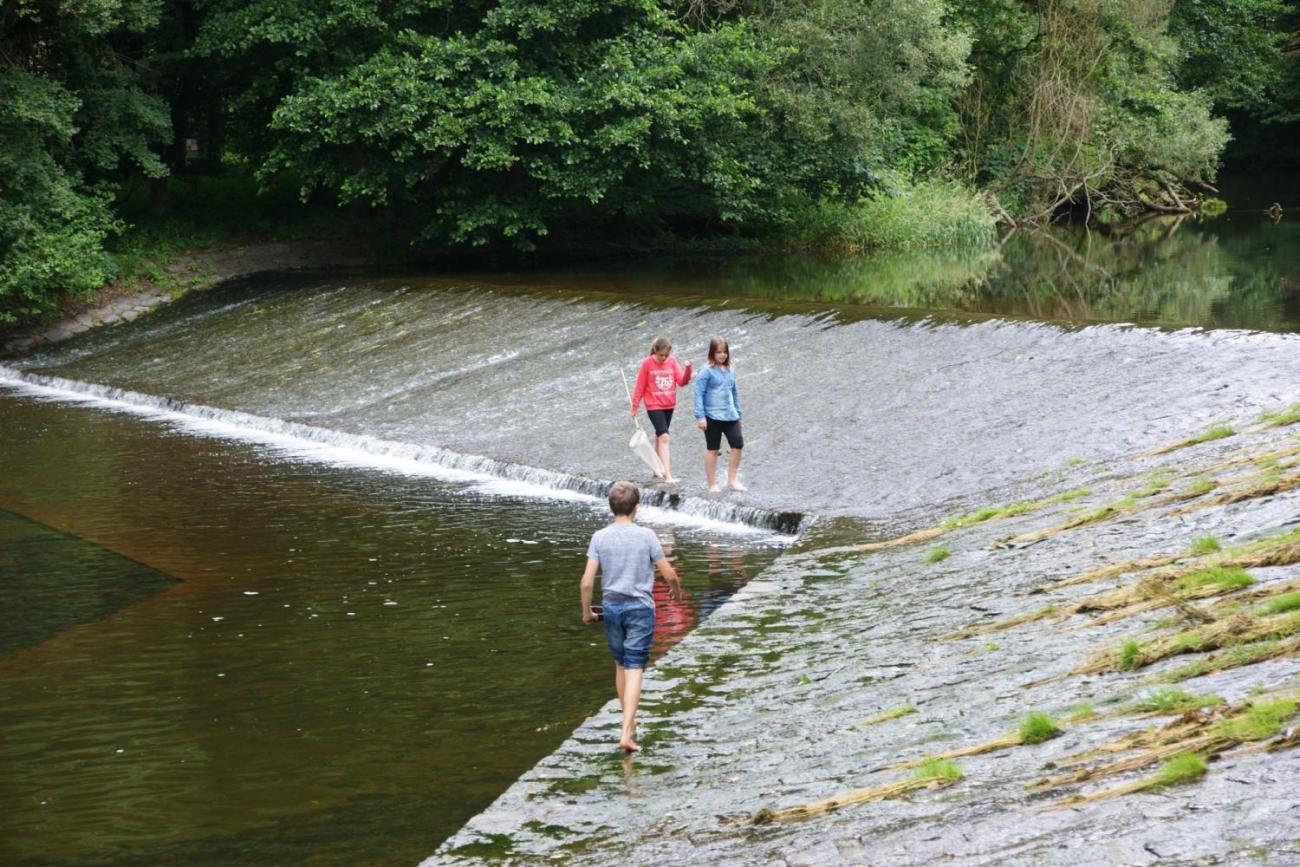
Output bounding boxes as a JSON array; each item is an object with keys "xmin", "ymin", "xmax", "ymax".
[{"xmin": 0, "ymin": 366, "xmax": 808, "ymax": 535}]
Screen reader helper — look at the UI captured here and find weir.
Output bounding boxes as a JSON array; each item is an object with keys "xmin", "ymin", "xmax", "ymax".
[
  {"xmin": 4, "ymin": 267, "xmax": 1300, "ymax": 865},
  {"xmin": 8, "ymin": 272, "xmax": 1300, "ymax": 521}
]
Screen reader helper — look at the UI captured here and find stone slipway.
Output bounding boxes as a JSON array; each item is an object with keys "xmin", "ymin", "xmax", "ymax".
[{"xmin": 430, "ymin": 422, "xmax": 1300, "ymax": 865}]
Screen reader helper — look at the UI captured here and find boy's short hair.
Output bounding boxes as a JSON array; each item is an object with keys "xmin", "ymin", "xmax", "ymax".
[{"xmin": 608, "ymin": 480, "xmax": 640, "ymax": 516}]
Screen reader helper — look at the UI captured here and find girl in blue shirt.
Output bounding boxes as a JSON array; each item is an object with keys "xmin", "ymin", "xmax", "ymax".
[{"xmin": 693, "ymin": 337, "xmax": 745, "ymax": 492}]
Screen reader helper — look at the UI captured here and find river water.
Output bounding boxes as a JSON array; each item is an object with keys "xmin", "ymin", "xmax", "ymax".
[{"xmin": 2, "ymin": 194, "xmax": 1299, "ymax": 863}]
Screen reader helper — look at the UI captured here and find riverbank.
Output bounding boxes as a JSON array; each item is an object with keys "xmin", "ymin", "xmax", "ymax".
[
  {"xmin": 1, "ymin": 239, "xmax": 371, "ymax": 356},
  {"xmin": 432, "ymin": 409, "xmax": 1300, "ymax": 865}
]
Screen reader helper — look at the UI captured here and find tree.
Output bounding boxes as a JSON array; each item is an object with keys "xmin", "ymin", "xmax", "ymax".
[{"xmin": 0, "ymin": 0, "xmax": 170, "ymax": 321}]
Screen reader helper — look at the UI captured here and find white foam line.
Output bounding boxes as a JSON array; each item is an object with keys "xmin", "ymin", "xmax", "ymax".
[{"xmin": 0, "ymin": 367, "xmax": 788, "ymax": 538}]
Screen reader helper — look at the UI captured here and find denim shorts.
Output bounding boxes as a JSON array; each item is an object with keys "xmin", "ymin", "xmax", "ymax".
[{"xmin": 603, "ymin": 597, "xmax": 655, "ymax": 670}]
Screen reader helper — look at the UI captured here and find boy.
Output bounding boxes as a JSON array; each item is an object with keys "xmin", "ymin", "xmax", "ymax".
[{"xmin": 581, "ymin": 481, "xmax": 682, "ymax": 752}]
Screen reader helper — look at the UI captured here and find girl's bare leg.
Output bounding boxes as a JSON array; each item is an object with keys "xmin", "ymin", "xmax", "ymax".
[
  {"xmin": 727, "ymin": 448, "xmax": 746, "ymax": 491},
  {"xmin": 615, "ymin": 663, "xmax": 625, "ymax": 709},
  {"xmin": 704, "ymin": 449, "xmax": 720, "ymax": 492},
  {"xmin": 656, "ymin": 433, "xmax": 673, "ymax": 482}
]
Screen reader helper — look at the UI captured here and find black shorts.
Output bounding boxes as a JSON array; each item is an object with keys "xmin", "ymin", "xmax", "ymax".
[
  {"xmin": 704, "ymin": 418, "xmax": 743, "ymax": 451},
  {"xmin": 646, "ymin": 409, "xmax": 674, "ymax": 438}
]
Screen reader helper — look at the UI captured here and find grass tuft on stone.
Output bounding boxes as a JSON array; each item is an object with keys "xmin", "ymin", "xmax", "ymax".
[
  {"xmin": 927, "ymin": 545, "xmax": 951, "ymax": 564},
  {"xmin": 1175, "ymin": 566, "xmax": 1253, "ymax": 594},
  {"xmin": 1132, "ymin": 688, "xmax": 1223, "ymax": 714},
  {"xmin": 1018, "ymin": 711, "xmax": 1061, "ymax": 744},
  {"xmin": 1212, "ymin": 698, "xmax": 1297, "ymax": 742},
  {"xmin": 1258, "ymin": 403, "xmax": 1300, "ymax": 428},
  {"xmin": 1264, "ymin": 592, "xmax": 1300, "ymax": 615},
  {"xmin": 913, "ymin": 758, "xmax": 963, "ymax": 782},
  {"xmin": 1190, "ymin": 535, "xmax": 1221, "ymax": 554},
  {"xmin": 1146, "ymin": 752, "xmax": 1208, "ymax": 788},
  {"xmin": 1119, "ymin": 640, "xmax": 1142, "ymax": 670}
]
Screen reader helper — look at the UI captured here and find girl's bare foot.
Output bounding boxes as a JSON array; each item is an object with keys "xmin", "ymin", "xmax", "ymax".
[
  {"xmin": 663, "ymin": 475, "xmax": 676, "ymax": 484},
  {"xmin": 728, "ymin": 479, "xmax": 747, "ymax": 491},
  {"xmin": 708, "ymin": 485, "xmax": 721, "ymax": 493},
  {"xmin": 619, "ymin": 736, "xmax": 641, "ymax": 752}
]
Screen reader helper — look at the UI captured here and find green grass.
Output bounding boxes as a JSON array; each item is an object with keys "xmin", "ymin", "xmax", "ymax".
[
  {"xmin": 1119, "ymin": 640, "xmax": 1142, "ymax": 670},
  {"xmin": 1175, "ymin": 566, "xmax": 1254, "ymax": 593},
  {"xmin": 927, "ymin": 545, "xmax": 951, "ymax": 564},
  {"xmin": 1263, "ymin": 592, "xmax": 1300, "ymax": 615},
  {"xmin": 1146, "ymin": 752, "xmax": 1208, "ymax": 788},
  {"xmin": 1188, "ymin": 424, "xmax": 1235, "ymax": 445},
  {"xmin": 1067, "ymin": 458, "xmax": 1086, "ymax": 467},
  {"xmin": 1213, "ymin": 698, "xmax": 1297, "ymax": 741},
  {"xmin": 1258, "ymin": 403, "xmax": 1300, "ymax": 428},
  {"xmin": 1157, "ymin": 640, "xmax": 1280, "ymax": 682},
  {"xmin": 913, "ymin": 758, "xmax": 963, "ymax": 782},
  {"xmin": 1186, "ymin": 477, "xmax": 1216, "ymax": 497},
  {"xmin": 1018, "ymin": 711, "xmax": 1061, "ymax": 744},
  {"xmin": 940, "ymin": 488, "xmax": 1091, "ymax": 529},
  {"xmin": 1134, "ymin": 471, "xmax": 1175, "ymax": 498},
  {"xmin": 1065, "ymin": 702, "xmax": 1097, "ymax": 722},
  {"xmin": 795, "ymin": 179, "xmax": 997, "ymax": 251},
  {"xmin": 1190, "ymin": 535, "xmax": 1221, "ymax": 554},
  {"xmin": 1132, "ymin": 688, "xmax": 1223, "ymax": 714}
]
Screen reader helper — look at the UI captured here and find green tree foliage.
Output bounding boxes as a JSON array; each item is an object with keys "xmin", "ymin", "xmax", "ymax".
[{"xmin": 1, "ymin": 0, "xmax": 170, "ymax": 321}]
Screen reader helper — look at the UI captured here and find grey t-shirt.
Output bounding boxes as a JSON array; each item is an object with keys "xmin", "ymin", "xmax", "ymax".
[{"xmin": 586, "ymin": 523, "xmax": 665, "ymax": 609}]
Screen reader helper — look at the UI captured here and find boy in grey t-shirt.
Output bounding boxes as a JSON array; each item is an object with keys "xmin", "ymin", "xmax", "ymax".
[{"xmin": 581, "ymin": 481, "xmax": 682, "ymax": 752}]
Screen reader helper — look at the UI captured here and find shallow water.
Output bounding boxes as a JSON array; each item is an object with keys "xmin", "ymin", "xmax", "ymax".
[
  {"xmin": 4, "ymin": 208, "xmax": 1300, "ymax": 864},
  {"xmin": 0, "ymin": 393, "xmax": 782, "ymax": 864}
]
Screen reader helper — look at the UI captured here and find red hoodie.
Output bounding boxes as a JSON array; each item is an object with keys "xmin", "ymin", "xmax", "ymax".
[{"xmin": 632, "ymin": 355, "xmax": 692, "ymax": 411}]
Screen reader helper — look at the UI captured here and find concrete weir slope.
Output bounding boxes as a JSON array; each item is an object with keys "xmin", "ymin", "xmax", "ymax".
[{"xmin": 431, "ymin": 417, "xmax": 1300, "ymax": 865}]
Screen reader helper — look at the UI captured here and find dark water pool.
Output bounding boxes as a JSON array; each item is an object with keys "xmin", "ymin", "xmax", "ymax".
[{"xmin": 0, "ymin": 391, "xmax": 782, "ymax": 864}]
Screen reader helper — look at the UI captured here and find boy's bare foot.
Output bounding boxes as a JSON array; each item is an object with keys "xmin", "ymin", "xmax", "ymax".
[
  {"xmin": 707, "ymin": 484, "xmax": 721, "ymax": 493},
  {"xmin": 663, "ymin": 475, "xmax": 676, "ymax": 484},
  {"xmin": 728, "ymin": 479, "xmax": 747, "ymax": 491}
]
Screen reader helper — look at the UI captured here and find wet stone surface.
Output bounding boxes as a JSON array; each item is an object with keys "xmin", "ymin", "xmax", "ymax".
[{"xmin": 431, "ymin": 426, "xmax": 1300, "ymax": 865}]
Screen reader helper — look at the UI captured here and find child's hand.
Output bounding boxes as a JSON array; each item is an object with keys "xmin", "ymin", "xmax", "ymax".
[
  {"xmin": 583, "ymin": 608, "xmax": 596, "ymax": 624},
  {"xmin": 696, "ymin": 419, "xmax": 707, "ymax": 430}
]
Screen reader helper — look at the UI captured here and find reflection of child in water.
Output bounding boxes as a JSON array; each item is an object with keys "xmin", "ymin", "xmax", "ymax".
[{"xmin": 631, "ymin": 336, "xmax": 692, "ymax": 484}]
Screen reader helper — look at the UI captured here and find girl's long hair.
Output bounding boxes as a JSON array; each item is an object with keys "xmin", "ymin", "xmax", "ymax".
[
  {"xmin": 707, "ymin": 337, "xmax": 731, "ymax": 369},
  {"xmin": 650, "ymin": 336, "xmax": 671, "ymax": 356}
]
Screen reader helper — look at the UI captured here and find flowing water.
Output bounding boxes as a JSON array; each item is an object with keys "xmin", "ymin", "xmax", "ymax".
[{"xmin": 3, "ymin": 195, "xmax": 1300, "ymax": 864}]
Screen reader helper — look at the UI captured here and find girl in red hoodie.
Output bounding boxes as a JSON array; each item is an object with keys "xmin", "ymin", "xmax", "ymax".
[{"xmin": 631, "ymin": 336, "xmax": 693, "ymax": 483}]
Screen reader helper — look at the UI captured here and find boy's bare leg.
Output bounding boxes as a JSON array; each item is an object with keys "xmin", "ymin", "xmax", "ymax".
[
  {"xmin": 620, "ymin": 667, "xmax": 644, "ymax": 751},
  {"xmin": 615, "ymin": 664, "xmax": 625, "ymax": 709},
  {"xmin": 704, "ymin": 450, "xmax": 720, "ymax": 492},
  {"xmin": 656, "ymin": 433, "xmax": 674, "ymax": 482},
  {"xmin": 727, "ymin": 448, "xmax": 746, "ymax": 491}
]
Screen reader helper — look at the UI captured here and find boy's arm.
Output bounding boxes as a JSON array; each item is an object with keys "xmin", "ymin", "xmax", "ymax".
[
  {"xmin": 580, "ymin": 557, "xmax": 599, "ymax": 622},
  {"xmin": 655, "ymin": 556, "xmax": 683, "ymax": 600}
]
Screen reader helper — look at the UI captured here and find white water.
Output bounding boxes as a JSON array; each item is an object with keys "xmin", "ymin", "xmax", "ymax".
[{"xmin": 0, "ymin": 366, "xmax": 799, "ymax": 539}]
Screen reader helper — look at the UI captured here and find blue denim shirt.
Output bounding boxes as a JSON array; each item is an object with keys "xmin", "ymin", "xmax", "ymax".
[{"xmin": 693, "ymin": 364, "xmax": 741, "ymax": 422}]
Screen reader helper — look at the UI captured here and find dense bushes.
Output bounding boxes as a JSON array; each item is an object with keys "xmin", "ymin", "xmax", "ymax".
[{"xmin": 2, "ymin": 0, "xmax": 1297, "ymax": 322}]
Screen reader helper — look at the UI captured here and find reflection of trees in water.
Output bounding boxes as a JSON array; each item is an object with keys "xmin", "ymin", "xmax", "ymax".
[
  {"xmin": 981, "ymin": 219, "xmax": 1298, "ymax": 330},
  {"xmin": 639, "ymin": 217, "xmax": 1297, "ymax": 330}
]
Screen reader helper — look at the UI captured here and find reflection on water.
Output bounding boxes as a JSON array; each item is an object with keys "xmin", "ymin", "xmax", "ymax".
[
  {"xmin": 485, "ymin": 210, "xmax": 1299, "ymax": 331},
  {"xmin": 0, "ymin": 392, "xmax": 782, "ymax": 865}
]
